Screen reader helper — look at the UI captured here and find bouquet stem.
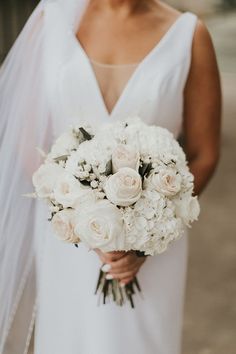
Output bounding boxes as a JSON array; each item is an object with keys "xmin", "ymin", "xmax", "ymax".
[{"xmin": 95, "ymin": 267, "xmax": 141, "ymax": 308}]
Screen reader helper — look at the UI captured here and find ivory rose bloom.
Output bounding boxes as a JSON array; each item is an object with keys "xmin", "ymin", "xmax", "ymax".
[
  {"xmin": 52, "ymin": 209, "xmax": 80, "ymax": 243},
  {"xmin": 112, "ymin": 144, "xmax": 140, "ymax": 173},
  {"xmin": 74, "ymin": 200, "xmax": 124, "ymax": 252},
  {"xmin": 104, "ymin": 167, "xmax": 142, "ymax": 207},
  {"xmin": 174, "ymin": 193, "xmax": 200, "ymax": 226},
  {"xmin": 48, "ymin": 131, "xmax": 80, "ymax": 159},
  {"xmin": 145, "ymin": 168, "xmax": 182, "ymax": 196},
  {"xmin": 53, "ymin": 173, "xmax": 88, "ymax": 208},
  {"xmin": 32, "ymin": 163, "xmax": 64, "ymax": 198}
]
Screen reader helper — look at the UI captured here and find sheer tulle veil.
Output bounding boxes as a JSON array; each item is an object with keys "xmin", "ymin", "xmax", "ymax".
[{"xmin": 0, "ymin": 1, "xmax": 89, "ymax": 352}]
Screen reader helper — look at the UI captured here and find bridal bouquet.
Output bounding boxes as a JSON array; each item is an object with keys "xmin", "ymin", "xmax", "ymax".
[{"xmin": 32, "ymin": 117, "xmax": 200, "ymax": 307}]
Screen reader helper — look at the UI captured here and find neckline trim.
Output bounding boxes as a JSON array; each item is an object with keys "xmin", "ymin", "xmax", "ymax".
[{"xmin": 89, "ymin": 58, "xmax": 140, "ymax": 68}]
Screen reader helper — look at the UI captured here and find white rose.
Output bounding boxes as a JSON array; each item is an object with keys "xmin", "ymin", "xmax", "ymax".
[
  {"xmin": 181, "ymin": 170, "xmax": 195, "ymax": 191},
  {"xmin": 32, "ymin": 163, "xmax": 64, "ymax": 198},
  {"xmin": 145, "ymin": 168, "xmax": 182, "ymax": 196},
  {"xmin": 104, "ymin": 167, "xmax": 142, "ymax": 207},
  {"xmin": 49, "ymin": 131, "xmax": 79, "ymax": 159},
  {"xmin": 174, "ymin": 194, "xmax": 200, "ymax": 226},
  {"xmin": 112, "ymin": 144, "xmax": 140, "ymax": 173},
  {"xmin": 52, "ymin": 209, "xmax": 80, "ymax": 243},
  {"xmin": 53, "ymin": 173, "xmax": 89, "ymax": 208},
  {"xmin": 65, "ymin": 151, "xmax": 83, "ymax": 178},
  {"xmin": 74, "ymin": 200, "xmax": 124, "ymax": 252}
]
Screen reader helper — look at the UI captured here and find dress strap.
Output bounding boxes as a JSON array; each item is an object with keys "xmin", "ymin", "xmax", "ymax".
[{"xmin": 143, "ymin": 11, "xmax": 198, "ymax": 81}]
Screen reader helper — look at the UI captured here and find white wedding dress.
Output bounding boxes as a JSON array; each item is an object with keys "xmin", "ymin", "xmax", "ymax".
[
  {"xmin": 0, "ymin": 1, "xmax": 198, "ymax": 354},
  {"xmin": 34, "ymin": 6, "xmax": 197, "ymax": 354}
]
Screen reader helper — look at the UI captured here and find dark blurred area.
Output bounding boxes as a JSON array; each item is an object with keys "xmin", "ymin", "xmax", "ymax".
[
  {"xmin": 0, "ymin": 0, "xmax": 39, "ymax": 62},
  {"xmin": 222, "ymin": 0, "xmax": 236, "ymax": 7},
  {"xmin": 0, "ymin": 1, "xmax": 236, "ymax": 354}
]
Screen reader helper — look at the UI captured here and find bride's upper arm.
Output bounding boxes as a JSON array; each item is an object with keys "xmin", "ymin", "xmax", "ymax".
[{"xmin": 183, "ymin": 19, "xmax": 222, "ymax": 166}]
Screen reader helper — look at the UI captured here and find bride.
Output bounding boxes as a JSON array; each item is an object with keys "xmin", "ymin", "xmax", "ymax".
[{"xmin": 0, "ymin": 1, "xmax": 221, "ymax": 353}]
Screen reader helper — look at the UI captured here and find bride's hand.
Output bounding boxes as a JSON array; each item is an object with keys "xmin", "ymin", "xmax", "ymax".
[
  {"xmin": 95, "ymin": 249, "xmax": 127, "ymax": 263},
  {"xmin": 95, "ymin": 249, "xmax": 146, "ymax": 285}
]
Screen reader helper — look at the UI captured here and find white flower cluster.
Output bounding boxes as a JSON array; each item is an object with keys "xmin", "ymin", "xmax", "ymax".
[{"xmin": 32, "ymin": 117, "xmax": 200, "ymax": 255}]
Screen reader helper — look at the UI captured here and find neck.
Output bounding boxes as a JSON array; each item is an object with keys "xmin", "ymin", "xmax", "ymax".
[{"xmin": 91, "ymin": 0, "xmax": 155, "ymax": 14}]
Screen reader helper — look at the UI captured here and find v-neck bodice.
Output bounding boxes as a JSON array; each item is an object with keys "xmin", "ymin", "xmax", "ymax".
[
  {"xmin": 43, "ymin": 3, "xmax": 198, "ymax": 141},
  {"xmin": 89, "ymin": 59, "xmax": 138, "ymax": 115}
]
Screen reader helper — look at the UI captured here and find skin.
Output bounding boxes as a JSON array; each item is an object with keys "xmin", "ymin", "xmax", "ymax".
[{"xmin": 76, "ymin": 0, "xmax": 222, "ymax": 285}]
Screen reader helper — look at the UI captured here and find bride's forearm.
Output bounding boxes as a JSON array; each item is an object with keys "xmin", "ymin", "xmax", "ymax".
[{"xmin": 188, "ymin": 156, "xmax": 219, "ymax": 196}]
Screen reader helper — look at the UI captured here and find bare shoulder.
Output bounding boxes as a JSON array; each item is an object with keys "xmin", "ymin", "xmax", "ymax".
[
  {"xmin": 191, "ymin": 19, "xmax": 219, "ymax": 73},
  {"xmin": 193, "ymin": 19, "xmax": 215, "ymax": 51},
  {"xmin": 184, "ymin": 17, "xmax": 221, "ymax": 118}
]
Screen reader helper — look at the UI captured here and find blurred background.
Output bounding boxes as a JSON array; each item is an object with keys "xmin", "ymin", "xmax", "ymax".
[{"xmin": 0, "ymin": 1, "xmax": 235, "ymax": 353}]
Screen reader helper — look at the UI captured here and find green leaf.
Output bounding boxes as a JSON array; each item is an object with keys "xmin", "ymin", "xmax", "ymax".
[
  {"xmin": 53, "ymin": 155, "xmax": 69, "ymax": 162},
  {"xmin": 139, "ymin": 162, "xmax": 152, "ymax": 178},
  {"xmin": 80, "ymin": 180, "xmax": 91, "ymax": 186},
  {"xmin": 105, "ymin": 160, "xmax": 112, "ymax": 176},
  {"xmin": 79, "ymin": 127, "xmax": 93, "ymax": 141},
  {"xmin": 48, "ymin": 212, "xmax": 55, "ymax": 222}
]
